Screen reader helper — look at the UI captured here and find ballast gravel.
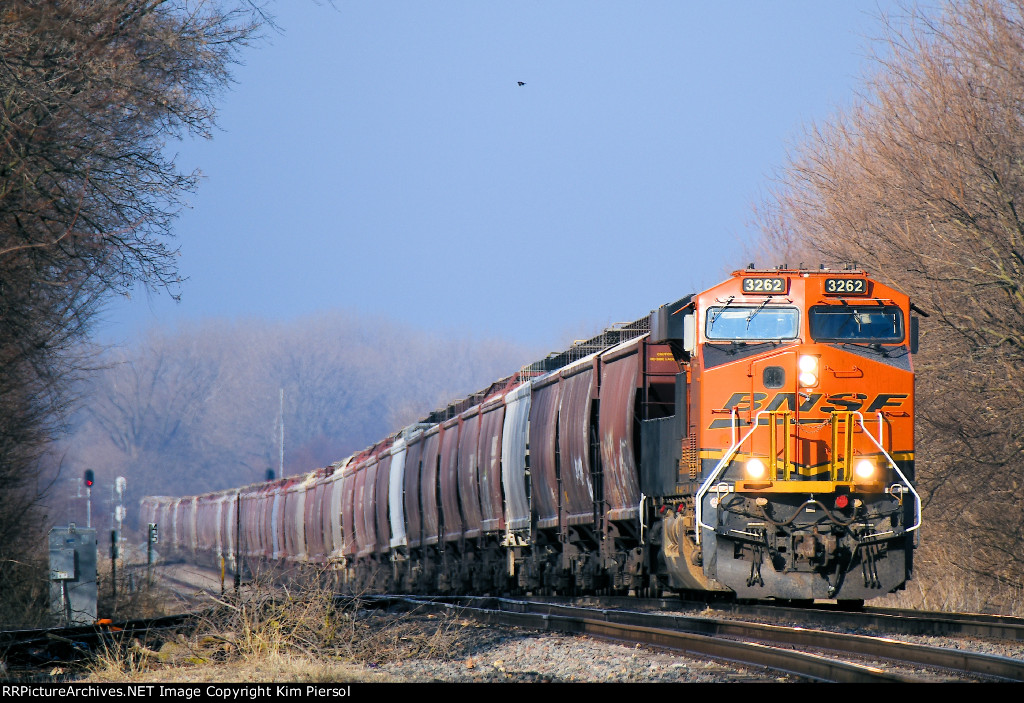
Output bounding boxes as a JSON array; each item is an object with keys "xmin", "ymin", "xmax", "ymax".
[{"xmin": 378, "ymin": 627, "xmax": 797, "ymax": 683}]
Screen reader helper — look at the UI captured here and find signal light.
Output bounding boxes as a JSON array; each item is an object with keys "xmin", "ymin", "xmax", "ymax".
[{"xmin": 84, "ymin": 469, "xmax": 94, "ymax": 488}]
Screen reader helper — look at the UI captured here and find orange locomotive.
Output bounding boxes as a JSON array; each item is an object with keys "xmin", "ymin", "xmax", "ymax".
[{"xmin": 654, "ymin": 266, "xmax": 919, "ymax": 600}]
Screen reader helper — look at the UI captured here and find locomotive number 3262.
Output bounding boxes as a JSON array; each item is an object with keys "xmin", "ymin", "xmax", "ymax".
[
  {"xmin": 742, "ymin": 277, "xmax": 785, "ymax": 293},
  {"xmin": 824, "ymin": 278, "xmax": 867, "ymax": 294}
]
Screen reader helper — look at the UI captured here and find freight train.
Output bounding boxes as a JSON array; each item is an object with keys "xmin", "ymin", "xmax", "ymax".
[{"xmin": 142, "ymin": 266, "xmax": 920, "ymax": 602}]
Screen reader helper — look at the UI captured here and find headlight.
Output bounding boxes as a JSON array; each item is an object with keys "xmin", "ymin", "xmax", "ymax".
[
  {"xmin": 746, "ymin": 457, "xmax": 766, "ymax": 479},
  {"xmin": 854, "ymin": 459, "xmax": 875, "ymax": 480},
  {"xmin": 798, "ymin": 355, "xmax": 819, "ymax": 387}
]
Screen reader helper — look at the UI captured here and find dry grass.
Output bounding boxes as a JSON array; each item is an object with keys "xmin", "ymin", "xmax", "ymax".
[
  {"xmin": 869, "ymin": 537, "xmax": 1024, "ymax": 616},
  {"xmin": 83, "ymin": 566, "xmax": 474, "ymax": 683},
  {"xmin": 0, "ymin": 554, "xmax": 50, "ymax": 629},
  {"xmin": 87, "ymin": 645, "xmax": 397, "ymax": 684},
  {"xmin": 96, "ymin": 563, "xmax": 175, "ymax": 622}
]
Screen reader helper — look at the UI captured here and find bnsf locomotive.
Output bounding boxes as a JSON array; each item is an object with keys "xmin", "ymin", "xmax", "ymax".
[{"xmin": 142, "ymin": 267, "xmax": 920, "ymax": 602}]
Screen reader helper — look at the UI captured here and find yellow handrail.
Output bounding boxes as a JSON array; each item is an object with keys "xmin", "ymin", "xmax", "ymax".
[{"xmin": 829, "ymin": 412, "xmax": 855, "ymax": 481}]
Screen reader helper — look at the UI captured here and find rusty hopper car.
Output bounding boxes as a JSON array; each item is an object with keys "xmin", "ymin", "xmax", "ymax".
[{"xmin": 142, "ymin": 267, "xmax": 920, "ymax": 602}]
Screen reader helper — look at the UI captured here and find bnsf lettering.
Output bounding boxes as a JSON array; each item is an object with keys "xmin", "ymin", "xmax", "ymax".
[
  {"xmin": 820, "ymin": 392, "xmax": 868, "ymax": 413},
  {"xmin": 721, "ymin": 392, "xmax": 768, "ymax": 412},
  {"xmin": 865, "ymin": 393, "xmax": 909, "ymax": 412},
  {"xmin": 763, "ymin": 393, "xmax": 824, "ymax": 412},
  {"xmin": 714, "ymin": 391, "xmax": 907, "ymax": 427}
]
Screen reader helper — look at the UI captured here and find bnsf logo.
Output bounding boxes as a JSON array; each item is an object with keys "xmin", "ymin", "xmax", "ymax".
[{"xmin": 713, "ymin": 391, "xmax": 908, "ymax": 419}]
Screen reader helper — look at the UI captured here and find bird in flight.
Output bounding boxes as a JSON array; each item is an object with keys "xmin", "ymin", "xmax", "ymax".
[{"xmin": 517, "ymin": 81, "xmax": 526, "ymax": 86}]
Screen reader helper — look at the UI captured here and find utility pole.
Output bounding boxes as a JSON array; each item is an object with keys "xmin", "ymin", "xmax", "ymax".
[
  {"xmin": 114, "ymin": 476, "xmax": 126, "ymax": 549},
  {"xmin": 279, "ymin": 388, "xmax": 285, "ymax": 479}
]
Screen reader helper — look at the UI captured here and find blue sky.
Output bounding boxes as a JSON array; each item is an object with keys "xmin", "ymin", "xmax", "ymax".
[{"xmin": 98, "ymin": 1, "xmax": 895, "ymax": 349}]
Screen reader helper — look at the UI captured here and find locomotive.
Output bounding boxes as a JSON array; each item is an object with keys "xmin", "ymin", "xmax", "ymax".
[{"xmin": 142, "ymin": 266, "xmax": 920, "ymax": 602}]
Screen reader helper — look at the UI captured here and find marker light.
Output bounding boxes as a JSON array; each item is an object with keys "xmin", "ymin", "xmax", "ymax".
[
  {"xmin": 835, "ymin": 494, "xmax": 849, "ymax": 510},
  {"xmin": 798, "ymin": 355, "xmax": 819, "ymax": 387},
  {"xmin": 745, "ymin": 457, "xmax": 766, "ymax": 479},
  {"xmin": 855, "ymin": 459, "xmax": 875, "ymax": 480}
]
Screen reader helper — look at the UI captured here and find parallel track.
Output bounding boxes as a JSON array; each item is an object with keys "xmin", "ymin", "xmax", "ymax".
[
  {"xmin": 517, "ymin": 593, "xmax": 1024, "ymax": 642},
  {"xmin": 699, "ymin": 600, "xmax": 1024, "ymax": 641},
  {"xmin": 0, "ymin": 614, "xmax": 193, "ymax": 672},
  {"xmin": 372, "ymin": 595, "xmax": 1024, "ymax": 683},
  {"xmin": 9, "ymin": 565, "xmax": 1020, "ymax": 684}
]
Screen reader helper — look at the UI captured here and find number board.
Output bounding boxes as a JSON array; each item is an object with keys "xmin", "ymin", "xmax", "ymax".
[
  {"xmin": 824, "ymin": 278, "xmax": 868, "ymax": 295},
  {"xmin": 741, "ymin": 277, "xmax": 786, "ymax": 294}
]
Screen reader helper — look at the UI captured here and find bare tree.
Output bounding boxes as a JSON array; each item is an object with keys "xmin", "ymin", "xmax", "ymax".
[
  {"xmin": 754, "ymin": 0, "xmax": 1024, "ymax": 607},
  {"xmin": 64, "ymin": 313, "xmax": 538, "ymax": 506},
  {"xmin": 0, "ymin": 1, "xmax": 265, "ymax": 623}
]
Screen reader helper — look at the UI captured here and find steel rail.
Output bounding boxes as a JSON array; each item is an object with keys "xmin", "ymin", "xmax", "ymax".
[
  {"xmin": 0, "ymin": 614, "xmax": 193, "ymax": 668},
  {"xmin": 863, "ymin": 607, "xmax": 1024, "ymax": 641},
  {"xmin": 699, "ymin": 600, "xmax": 1024, "ymax": 642},
  {"xmin": 396, "ymin": 596, "xmax": 915, "ymax": 683},
  {"xmin": 392, "ymin": 596, "xmax": 1023, "ymax": 682},
  {"xmin": 492, "ymin": 598, "xmax": 1024, "ymax": 682}
]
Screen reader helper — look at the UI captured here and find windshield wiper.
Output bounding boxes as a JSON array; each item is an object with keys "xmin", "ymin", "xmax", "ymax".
[
  {"xmin": 710, "ymin": 296, "xmax": 735, "ymax": 325},
  {"xmin": 745, "ymin": 296, "xmax": 773, "ymax": 330},
  {"xmin": 837, "ymin": 341, "xmax": 903, "ymax": 357}
]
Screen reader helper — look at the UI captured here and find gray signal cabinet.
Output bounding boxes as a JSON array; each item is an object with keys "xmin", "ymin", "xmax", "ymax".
[{"xmin": 48, "ymin": 524, "xmax": 97, "ymax": 625}]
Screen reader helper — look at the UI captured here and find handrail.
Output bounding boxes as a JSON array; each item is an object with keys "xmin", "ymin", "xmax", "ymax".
[
  {"xmin": 695, "ymin": 409, "xmax": 921, "ymax": 544},
  {"xmin": 695, "ymin": 409, "xmax": 774, "ymax": 544},
  {"xmin": 855, "ymin": 411, "xmax": 922, "ymax": 534}
]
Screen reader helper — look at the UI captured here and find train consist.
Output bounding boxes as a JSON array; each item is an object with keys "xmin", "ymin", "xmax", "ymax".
[{"xmin": 142, "ymin": 267, "xmax": 920, "ymax": 602}]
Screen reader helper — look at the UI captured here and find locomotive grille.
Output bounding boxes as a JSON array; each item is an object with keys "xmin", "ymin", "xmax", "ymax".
[{"xmin": 682, "ymin": 431, "xmax": 698, "ymax": 479}]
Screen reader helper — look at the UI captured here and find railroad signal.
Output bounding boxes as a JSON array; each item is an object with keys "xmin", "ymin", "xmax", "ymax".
[{"xmin": 83, "ymin": 469, "xmax": 94, "ymax": 529}]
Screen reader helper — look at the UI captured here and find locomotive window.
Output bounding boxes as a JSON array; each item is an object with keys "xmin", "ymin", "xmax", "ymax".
[
  {"xmin": 809, "ymin": 305, "xmax": 904, "ymax": 343},
  {"xmin": 763, "ymin": 366, "xmax": 785, "ymax": 389},
  {"xmin": 705, "ymin": 307, "xmax": 799, "ymax": 341}
]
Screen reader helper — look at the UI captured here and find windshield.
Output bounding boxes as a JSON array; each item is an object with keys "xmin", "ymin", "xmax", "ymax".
[
  {"xmin": 705, "ymin": 306, "xmax": 800, "ymax": 341},
  {"xmin": 809, "ymin": 305, "xmax": 904, "ymax": 343}
]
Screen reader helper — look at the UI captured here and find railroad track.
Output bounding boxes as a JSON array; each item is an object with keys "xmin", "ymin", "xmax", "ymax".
[
  {"xmin": 512, "ymin": 593, "xmax": 1024, "ymax": 642},
  {"xmin": 0, "ymin": 614, "xmax": 193, "ymax": 674},
  {"xmin": 8, "ymin": 585, "xmax": 1024, "ymax": 683},
  {"xmin": 368, "ymin": 595, "xmax": 1024, "ymax": 683},
  {"xmin": 10, "ymin": 562, "xmax": 1020, "ymax": 684},
  {"xmin": 700, "ymin": 600, "xmax": 1024, "ymax": 642},
  {"xmin": 148, "ymin": 565, "xmax": 1024, "ymax": 678}
]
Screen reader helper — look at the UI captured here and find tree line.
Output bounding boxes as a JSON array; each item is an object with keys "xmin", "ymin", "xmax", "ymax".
[
  {"xmin": 58, "ymin": 313, "xmax": 536, "ymax": 513},
  {"xmin": 751, "ymin": 0, "xmax": 1024, "ymax": 609},
  {"xmin": 0, "ymin": 1, "xmax": 262, "ymax": 623}
]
